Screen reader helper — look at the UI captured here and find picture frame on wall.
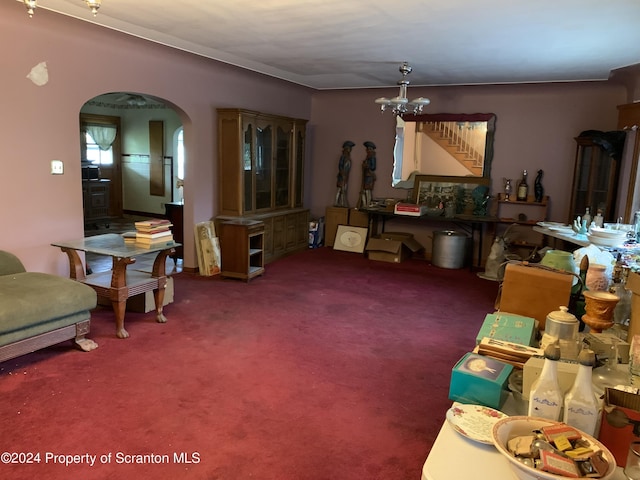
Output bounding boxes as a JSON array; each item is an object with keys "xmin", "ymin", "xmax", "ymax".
[{"xmin": 412, "ymin": 175, "xmax": 491, "ymax": 216}]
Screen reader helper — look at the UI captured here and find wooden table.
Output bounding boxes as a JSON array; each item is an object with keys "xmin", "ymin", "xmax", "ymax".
[
  {"xmin": 52, "ymin": 234, "xmax": 179, "ymax": 339},
  {"xmin": 361, "ymin": 207, "xmax": 498, "ymax": 269}
]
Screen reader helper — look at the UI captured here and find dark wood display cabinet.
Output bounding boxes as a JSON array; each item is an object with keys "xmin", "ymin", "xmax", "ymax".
[
  {"xmin": 164, "ymin": 202, "xmax": 184, "ymax": 261},
  {"xmin": 82, "ymin": 179, "xmax": 111, "ymax": 229}
]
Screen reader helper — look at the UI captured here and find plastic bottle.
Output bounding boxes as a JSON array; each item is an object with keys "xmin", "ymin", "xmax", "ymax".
[
  {"xmin": 563, "ymin": 348, "xmax": 599, "ymax": 436},
  {"xmin": 527, "ymin": 342, "xmax": 563, "ymax": 421},
  {"xmin": 517, "ymin": 170, "xmax": 529, "ymax": 201}
]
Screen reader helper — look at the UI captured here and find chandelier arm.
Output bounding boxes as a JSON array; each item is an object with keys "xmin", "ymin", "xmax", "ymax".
[{"xmin": 375, "ymin": 62, "xmax": 430, "ymax": 117}]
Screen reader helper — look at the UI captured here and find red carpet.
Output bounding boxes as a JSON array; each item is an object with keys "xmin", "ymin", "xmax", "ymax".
[{"xmin": 0, "ymin": 248, "xmax": 498, "ymax": 480}]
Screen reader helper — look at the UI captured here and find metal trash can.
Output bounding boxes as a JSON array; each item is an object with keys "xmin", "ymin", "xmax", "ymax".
[{"xmin": 432, "ymin": 230, "xmax": 468, "ymax": 269}]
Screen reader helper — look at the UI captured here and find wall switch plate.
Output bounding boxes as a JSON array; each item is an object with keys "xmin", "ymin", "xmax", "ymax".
[{"xmin": 51, "ymin": 160, "xmax": 64, "ymax": 175}]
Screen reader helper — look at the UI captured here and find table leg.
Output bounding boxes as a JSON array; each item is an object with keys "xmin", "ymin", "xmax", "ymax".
[
  {"xmin": 150, "ymin": 248, "xmax": 175, "ymax": 324},
  {"xmin": 109, "ymin": 256, "xmax": 136, "ymax": 339},
  {"xmin": 59, "ymin": 247, "xmax": 87, "ymax": 281}
]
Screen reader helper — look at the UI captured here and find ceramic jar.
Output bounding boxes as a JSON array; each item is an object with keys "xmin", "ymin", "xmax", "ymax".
[
  {"xmin": 541, "ymin": 306, "xmax": 580, "ymax": 360},
  {"xmin": 540, "ymin": 250, "xmax": 577, "ymax": 277},
  {"xmin": 586, "ymin": 263, "xmax": 609, "ymax": 291}
]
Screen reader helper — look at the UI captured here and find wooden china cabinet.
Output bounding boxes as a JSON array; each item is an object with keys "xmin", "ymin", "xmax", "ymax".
[
  {"xmin": 568, "ymin": 135, "xmax": 621, "ymax": 223},
  {"xmin": 216, "ymin": 108, "xmax": 309, "ymax": 264}
]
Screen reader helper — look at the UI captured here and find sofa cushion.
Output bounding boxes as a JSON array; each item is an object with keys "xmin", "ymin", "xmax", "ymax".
[
  {"xmin": 0, "ymin": 251, "xmax": 26, "ymax": 276},
  {"xmin": 0, "ymin": 272, "xmax": 97, "ymax": 342}
]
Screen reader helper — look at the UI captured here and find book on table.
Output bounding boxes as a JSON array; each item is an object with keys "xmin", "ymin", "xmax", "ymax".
[
  {"xmin": 134, "ymin": 219, "xmax": 172, "ymax": 233},
  {"xmin": 135, "ymin": 230, "xmax": 174, "ymax": 239},
  {"xmin": 135, "ymin": 237, "xmax": 175, "ymax": 248},
  {"xmin": 134, "ymin": 218, "xmax": 171, "ymax": 228}
]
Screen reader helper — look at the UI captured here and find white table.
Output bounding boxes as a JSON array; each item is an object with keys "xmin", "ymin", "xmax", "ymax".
[
  {"xmin": 532, "ymin": 225, "xmax": 589, "ymax": 247},
  {"xmin": 421, "ymin": 395, "xmax": 626, "ymax": 480}
]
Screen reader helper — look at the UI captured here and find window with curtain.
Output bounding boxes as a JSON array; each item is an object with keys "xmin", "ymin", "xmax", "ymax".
[{"xmin": 85, "ymin": 125, "xmax": 116, "ymax": 165}]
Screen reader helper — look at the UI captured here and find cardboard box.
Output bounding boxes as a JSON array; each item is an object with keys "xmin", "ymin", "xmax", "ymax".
[
  {"xmin": 498, "ymin": 263, "xmax": 573, "ymax": 330},
  {"xmin": 393, "ymin": 203, "xmax": 429, "ymax": 216},
  {"xmin": 97, "ymin": 276, "xmax": 174, "ymax": 313},
  {"xmin": 475, "ymin": 312, "xmax": 537, "ymax": 346},
  {"xmin": 349, "ymin": 208, "xmax": 369, "ymax": 227},
  {"xmin": 598, "ymin": 388, "xmax": 640, "ymax": 467},
  {"xmin": 583, "ymin": 332, "xmax": 630, "ymax": 364},
  {"xmin": 522, "ymin": 355, "xmax": 579, "ymax": 400},
  {"xmin": 365, "ymin": 232, "xmax": 424, "ymax": 263},
  {"xmin": 449, "ymin": 352, "xmax": 513, "ymax": 409}
]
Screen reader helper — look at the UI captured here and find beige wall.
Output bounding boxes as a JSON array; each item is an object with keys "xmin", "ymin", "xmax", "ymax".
[{"xmin": 1, "ymin": 1, "xmax": 637, "ymax": 273}]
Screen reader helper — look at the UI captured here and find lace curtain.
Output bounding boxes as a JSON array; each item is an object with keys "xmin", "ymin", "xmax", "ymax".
[{"xmin": 85, "ymin": 125, "xmax": 117, "ymax": 151}]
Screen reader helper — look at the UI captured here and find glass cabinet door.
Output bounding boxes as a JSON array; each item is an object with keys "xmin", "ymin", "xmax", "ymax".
[
  {"xmin": 294, "ymin": 126, "xmax": 305, "ymax": 208},
  {"xmin": 570, "ymin": 136, "xmax": 620, "ymax": 222},
  {"xmin": 274, "ymin": 123, "xmax": 291, "ymax": 208},
  {"xmin": 242, "ymin": 122, "xmax": 254, "ymax": 213},
  {"xmin": 255, "ymin": 123, "xmax": 273, "ymax": 210}
]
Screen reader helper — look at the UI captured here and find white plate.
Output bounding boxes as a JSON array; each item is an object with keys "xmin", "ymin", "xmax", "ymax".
[
  {"xmin": 547, "ymin": 225, "xmax": 573, "ymax": 233},
  {"xmin": 536, "ymin": 221, "xmax": 564, "ymax": 228},
  {"xmin": 445, "ymin": 403, "xmax": 508, "ymax": 444}
]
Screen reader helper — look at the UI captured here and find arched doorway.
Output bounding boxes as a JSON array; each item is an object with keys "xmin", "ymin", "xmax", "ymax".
[{"xmin": 79, "ymin": 92, "xmax": 184, "ymax": 231}]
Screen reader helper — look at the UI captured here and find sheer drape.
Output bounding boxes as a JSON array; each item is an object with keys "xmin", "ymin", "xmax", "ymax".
[{"xmin": 86, "ymin": 125, "xmax": 117, "ymax": 151}]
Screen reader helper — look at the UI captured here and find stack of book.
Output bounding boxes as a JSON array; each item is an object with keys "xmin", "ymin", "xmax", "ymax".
[
  {"xmin": 475, "ymin": 337, "xmax": 543, "ymax": 369},
  {"xmin": 134, "ymin": 219, "xmax": 174, "ymax": 248}
]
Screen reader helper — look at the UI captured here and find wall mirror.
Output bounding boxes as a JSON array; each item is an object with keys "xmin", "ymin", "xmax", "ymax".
[{"xmin": 392, "ymin": 113, "xmax": 496, "ymax": 188}]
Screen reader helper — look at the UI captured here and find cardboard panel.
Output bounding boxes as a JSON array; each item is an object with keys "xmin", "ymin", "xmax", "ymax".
[{"xmin": 499, "ymin": 263, "xmax": 573, "ymax": 330}]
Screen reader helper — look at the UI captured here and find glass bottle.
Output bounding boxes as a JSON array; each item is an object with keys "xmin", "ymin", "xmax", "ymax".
[
  {"xmin": 516, "ymin": 170, "xmax": 528, "ymax": 201},
  {"xmin": 594, "ymin": 209, "xmax": 604, "ymax": 228},
  {"xmin": 564, "ymin": 348, "xmax": 599, "ymax": 436},
  {"xmin": 583, "ymin": 207, "xmax": 592, "ymax": 228},
  {"xmin": 528, "ymin": 342, "xmax": 563, "ymax": 421}
]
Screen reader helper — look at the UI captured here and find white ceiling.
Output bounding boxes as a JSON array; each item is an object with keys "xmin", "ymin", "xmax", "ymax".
[{"xmin": 32, "ymin": 0, "xmax": 640, "ymax": 90}]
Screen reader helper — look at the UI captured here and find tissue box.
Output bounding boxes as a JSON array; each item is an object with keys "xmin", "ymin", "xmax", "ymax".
[
  {"xmin": 475, "ymin": 312, "xmax": 537, "ymax": 346},
  {"xmin": 449, "ymin": 352, "xmax": 513, "ymax": 409}
]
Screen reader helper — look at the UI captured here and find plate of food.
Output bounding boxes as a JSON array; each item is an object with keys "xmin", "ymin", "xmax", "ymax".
[{"xmin": 445, "ymin": 403, "xmax": 508, "ymax": 444}]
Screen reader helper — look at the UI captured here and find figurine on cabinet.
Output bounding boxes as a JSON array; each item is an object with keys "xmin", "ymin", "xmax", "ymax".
[
  {"xmin": 359, "ymin": 141, "xmax": 377, "ymax": 208},
  {"xmin": 334, "ymin": 141, "xmax": 355, "ymax": 208},
  {"xmin": 534, "ymin": 169, "xmax": 544, "ymax": 203}
]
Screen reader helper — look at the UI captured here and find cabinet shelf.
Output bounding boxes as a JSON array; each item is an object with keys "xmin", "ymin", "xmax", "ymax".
[
  {"xmin": 495, "ymin": 194, "xmax": 549, "ymax": 224},
  {"xmin": 220, "ymin": 219, "xmax": 265, "ymax": 282}
]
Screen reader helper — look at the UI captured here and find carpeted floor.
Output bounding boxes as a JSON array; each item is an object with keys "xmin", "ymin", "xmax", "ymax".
[{"xmin": 0, "ymin": 247, "xmax": 498, "ymax": 480}]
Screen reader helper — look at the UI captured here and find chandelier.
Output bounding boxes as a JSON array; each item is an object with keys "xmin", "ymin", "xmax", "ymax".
[
  {"xmin": 374, "ymin": 62, "xmax": 430, "ymax": 116},
  {"xmin": 24, "ymin": 0, "xmax": 102, "ymax": 18}
]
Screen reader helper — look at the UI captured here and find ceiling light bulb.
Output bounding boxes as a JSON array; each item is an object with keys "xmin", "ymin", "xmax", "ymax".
[
  {"xmin": 86, "ymin": 0, "xmax": 101, "ymax": 16},
  {"xmin": 24, "ymin": 0, "xmax": 37, "ymax": 17}
]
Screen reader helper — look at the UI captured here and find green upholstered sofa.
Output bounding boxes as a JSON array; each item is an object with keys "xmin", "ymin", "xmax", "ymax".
[{"xmin": 0, "ymin": 250, "xmax": 98, "ymax": 362}]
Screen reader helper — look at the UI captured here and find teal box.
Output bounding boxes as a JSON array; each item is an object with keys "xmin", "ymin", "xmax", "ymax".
[
  {"xmin": 475, "ymin": 312, "xmax": 536, "ymax": 346},
  {"xmin": 448, "ymin": 352, "xmax": 513, "ymax": 409}
]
